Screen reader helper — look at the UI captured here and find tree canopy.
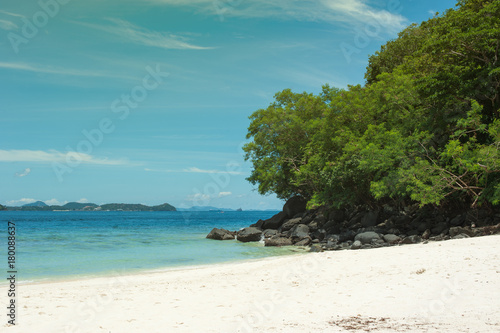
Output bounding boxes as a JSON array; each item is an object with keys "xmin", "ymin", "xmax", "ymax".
[{"xmin": 244, "ymin": 0, "xmax": 500, "ymax": 209}]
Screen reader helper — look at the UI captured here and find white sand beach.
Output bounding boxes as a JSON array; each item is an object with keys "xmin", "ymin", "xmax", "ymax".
[{"xmin": 3, "ymin": 235, "xmax": 500, "ymax": 333}]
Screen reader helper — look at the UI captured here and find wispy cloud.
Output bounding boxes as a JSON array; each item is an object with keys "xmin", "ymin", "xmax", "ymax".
[
  {"xmin": 144, "ymin": 167, "xmax": 245, "ymax": 175},
  {"xmin": 75, "ymin": 18, "xmax": 213, "ymax": 50},
  {"xmin": 0, "ymin": 10, "xmax": 25, "ymax": 18},
  {"xmin": 0, "ymin": 150, "xmax": 129, "ymax": 166},
  {"xmin": 6, "ymin": 198, "xmax": 37, "ymax": 206},
  {"xmin": 218, "ymin": 191, "xmax": 232, "ymax": 198},
  {"xmin": 15, "ymin": 168, "xmax": 31, "ymax": 178},
  {"xmin": 0, "ymin": 19, "xmax": 17, "ymax": 31},
  {"xmin": 0, "ymin": 61, "xmax": 137, "ymax": 80},
  {"xmin": 147, "ymin": 0, "xmax": 407, "ymax": 32},
  {"xmin": 45, "ymin": 199, "xmax": 68, "ymax": 206}
]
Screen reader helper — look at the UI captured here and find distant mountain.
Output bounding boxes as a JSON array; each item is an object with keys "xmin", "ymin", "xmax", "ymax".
[
  {"xmin": 4, "ymin": 202, "xmax": 176, "ymax": 212},
  {"xmin": 22, "ymin": 201, "xmax": 48, "ymax": 207},
  {"xmin": 62, "ymin": 202, "xmax": 98, "ymax": 210}
]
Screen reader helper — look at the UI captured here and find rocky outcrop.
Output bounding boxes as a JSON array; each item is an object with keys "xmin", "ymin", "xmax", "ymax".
[
  {"xmin": 261, "ymin": 211, "xmax": 288, "ymax": 230},
  {"xmin": 283, "ymin": 196, "xmax": 307, "ymax": 218},
  {"xmin": 236, "ymin": 227, "xmax": 263, "ymax": 242},
  {"xmin": 206, "ymin": 228, "xmax": 235, "ymax": 240},
  {"xmin": 265, "ymin": 236, "xmax": 293, "ymax": 247},
  {"xmin": 207, "ymin": 201, "xmax": 500, "ymax": 250}
]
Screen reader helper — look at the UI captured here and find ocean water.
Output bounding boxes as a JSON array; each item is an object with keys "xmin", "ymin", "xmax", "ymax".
[{"xmin": 1, "ymin": 211, "xmax": 300, "ymax": 283}]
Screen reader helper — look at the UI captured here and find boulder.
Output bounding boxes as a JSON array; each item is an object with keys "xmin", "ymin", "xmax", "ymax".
[
  {"xmin": 323, "ymin": 220, "xmax": 341, "ymax": 234},
  {"xmin": 283, "ymin": 196, "xmax": 307, "ymax": 218},
  {"xmin": 401, "ymin": 235, "xmax": 422, "ymax": 244},
  {"xmin": 351, "ymin": 240, "xmax": 362, "ymax": 250},
  {"xmin": 361, "ymin": 211, "xmax": 379, "ymax": 227},
  {"xmin": 206, "ymin": 228, "xmax": 235, "ymax": 240},
  {"xmin": 449, "ymin": 226, "xmax": 474, "ymax": 238},
  {"xmin": 261, "ymin": 211, "xmax": 288, "ymax": 230},
  {"xmin": 422, "ymin": 229, "xmax": 431, "ymax": 240},
  {"xmin": 383, "ymin": 234, "xmax": 401, "ymax": 244},
  {"xmin": 280, "ymin": 217, "xmax": 303, "ymax": 232},
  {"xmin": 452, "ymin": 234, "xmax": 470, "ymax": 239},
  {"xmin": 431, "ymin": 222, "xmax": 448, "ymax": 235},
  {"xmin": 289, "ymin": 224, "xmax": 310, "ymax": 241},
  {"xmin": 249, "ymin": 219, "xmax": 264, "ymax": 229},
  {"xmin": 265, "ymin": 236, "xmax": 293, "ymax": 247},
  {"xmin": 309, "ymin": 244, "xmax": 323, "ymax": 252},
  {"xmin": 339, "ymin": 230, "xmax": 356, "ymax": 242},
  {"xmin": 294, "ymin": 237, "xmax": 312, "ymax": 246},
  {"xmin": 262, "ymin": 229, "xmax": 278, "ymax": 238},
  {"xmin": 236, "ymin": 227, "xmax": 263, "ymax": 242},
  {"xmin": 450, "ymin": 214, "xmax": 466, "ymax": 226},
  {"xmin": 354, "ymin": 231, "xmax": 381, "ymax": 244}
]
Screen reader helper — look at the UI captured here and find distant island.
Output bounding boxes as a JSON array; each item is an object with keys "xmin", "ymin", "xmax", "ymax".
[{"xmin": 4, "ymin": 201, "xmax": 177, "ymax": 212}]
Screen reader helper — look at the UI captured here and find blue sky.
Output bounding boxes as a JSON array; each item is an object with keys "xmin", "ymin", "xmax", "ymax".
[{"xmin": 1, "ymin": 0, "xmax": 457, "ymax": 209}]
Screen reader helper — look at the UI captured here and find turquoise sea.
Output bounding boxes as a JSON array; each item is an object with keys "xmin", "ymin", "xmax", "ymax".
[{"xmin": 1, "ymin": 211, "xmax": 298, "ymax": 283}]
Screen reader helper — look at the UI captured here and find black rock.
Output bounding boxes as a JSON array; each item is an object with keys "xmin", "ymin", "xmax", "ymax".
[
  {"xmin": 361, "ymin": 211, "xmax": 379, "ymax": 227},
  {"xmin": 283, "ymin": 196, "xmax": 307, "ymax": 218},
  {"xmin": 280, "ymin": 217, "xmax": 303, "ymax": 232},
  {"xmin": 450, "ymin": 214, "xmax": 466, "ymax": 226},
  {"xmin": 309, "ymin": 244, "xmax": 323, "ymax": 252},
  {"xmin": 323, "ymin": 220, "xmax": 341, "ymax": 234},
  {"xmin": 339, "ymin": 230, "xmax": 356, "ymax": 242},
  {"xmin": 236, "ymin": 227, "xmax": 263, "ymax": 242},
  {"xmin": 289, "ymin": 224, "xmax": 310, "ymax": 241},
  {"xmin": 354, "ymin": 231, "xmax": 381, "ymax": 244},
  {"xmin": 294, "ymin": 237, "xmax": 312, "ymax": 246},
  {"xmin": 431, "ymin": 222, "xmax": 448, "ymax": 235},
  {"xmin": 351, "ymin": 240, "xmax": 362, "ymax": 250},
  {"xmin": 449, "ymin": 226, "xmax": 474, "ymax": 238},
  {"xmin": 249, "ymin": 219, "xmax": 264, "ymax": 229},
  {"xmin": 262, "ymin": 229, "xmax": 278, "ymax": 238},
  {"xmin": 401, "ymin": 235, "xmax": 422, "ymax": 244},
  {"xmin": 206, "ymin": 228, "xmax": 235, "ymax": 240},
  {"xmin": 265, "ymin": 236, "xmax": 293, "ymax": 247},
  {"xmin": 261, "ymin": 211, "xmax": 288, "ymax": 230},
  {"xmin": 422, "ymin": 229, "xmax": 431, "ymax": 240},
  {"xmin": 452, "ymin": 234, "xmax": 470, "ymax": 239},
  {"xmin": 383, "ymin": 234, "xmax": 401, "ymax": 244}
]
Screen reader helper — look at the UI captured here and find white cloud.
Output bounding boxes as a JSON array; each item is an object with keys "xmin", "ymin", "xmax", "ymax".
[
  {"xmin": 77, "ymin": 198, "xmax": 90, "ymax": 203},
  {"xmin": 45, "ymin": 199, "xmax": 68, "ymax": 206},
  {"xmin": 0, "ymin": 61, "xmax": 136, "ymax": 80},
  {"xmin": 218, "ymin": 191, "xmax": 232, "ymax": 198},
  {"xmin": 0, "ymin": 149, "xmax": 128, "ymax": 165},
  {"xmin": 75, "ymin": 18, "xmax": 213, "ymax": 50},
  {"xmin": 0, "ymin": 19, "xmax": 17, "ymax": 31},
  {"xmin": 183, "ymin": 167, "xmax": 244, "ymax": 175},
  {"xmin": 0, "ymin": 10, "xmax": 24, "ymax": 18},
  {"xmin": 145, "ymin": 167, "xmax": 245, "ymax": 175},
  {"xmin": 6, "ymin": 198, "xmax": 37, "ymax": 206},
  {"xmin": 147, "ymin": 0, "xmax": 407, "ymax": 33},
  {"xmin": 187, "ymin": 193, "xmax": 211, "ymax": 202},
  {"xmin": 15, "ymin": 168, "xmax": 31, "ymax": 177}
]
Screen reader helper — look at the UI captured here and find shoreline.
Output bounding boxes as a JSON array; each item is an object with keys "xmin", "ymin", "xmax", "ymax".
[
  {"xmin": 3, "ymin": 248, "xmax": 308, "ymax": 287},
  {"xmin": 3, "ymin": 234, "xmax": 499, "ymax": 332}
]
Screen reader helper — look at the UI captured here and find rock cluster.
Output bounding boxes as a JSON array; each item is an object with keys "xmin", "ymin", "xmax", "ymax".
[{"xmin": 207, "ymin": 196, "xmax": 500, "ymax": 251}]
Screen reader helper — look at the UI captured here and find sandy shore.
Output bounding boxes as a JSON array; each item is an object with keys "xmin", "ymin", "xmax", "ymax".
[{"xmin": 2, "ymin": 235, "xmax": 499, "ymax": 332}]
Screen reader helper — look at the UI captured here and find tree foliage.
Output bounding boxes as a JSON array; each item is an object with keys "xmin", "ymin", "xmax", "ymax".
[{"xmin": 244, "ymin": 0, "xmax": 500, "ymax": 209}]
